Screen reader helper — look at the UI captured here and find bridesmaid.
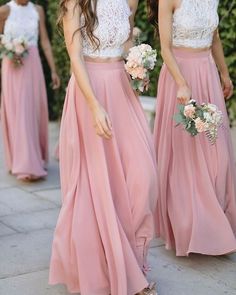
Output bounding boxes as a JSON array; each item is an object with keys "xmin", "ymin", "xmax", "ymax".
[
  {"xmin": 0, "ymin": 0, "xmax": 60, "ymax": 180},
  {"xmin": 148, "ymin": 0, "xmax": 236, "ymax": 256},
  {"xmin": 49, "ymin": 0, "xmax": 158, "ymax": 294}
]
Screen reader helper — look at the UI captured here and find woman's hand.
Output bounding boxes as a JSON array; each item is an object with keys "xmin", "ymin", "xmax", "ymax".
[
  {"xmin": 91, "ymin": 103, "xmax": 113, "ymax": 140},
  {"xmin": 221, "ymin": 74, "xmax": 234, "ymax": 100},
  {"xmin": 51, "ymin": 72, "xmax": 61, "ymax": 90},
  {"xmin": 177, "ymin": 84, "xmax": 192, "ymax": 105}
]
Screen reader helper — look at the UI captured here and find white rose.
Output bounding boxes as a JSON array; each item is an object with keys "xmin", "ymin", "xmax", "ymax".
[
  {"xmin": 1, "ymin": 35, "xmax": 11, "ymax": 45},
  {"xmin": 5, "ymin": 41, "xmax": 14, "ymax": 51},
  {"xmin": 207, "ymin": 103, "xmax": 217, "ymax": 112},
  {"xmin": 203, "ymin": 112, "xmax": 212, "ymax": 122}
]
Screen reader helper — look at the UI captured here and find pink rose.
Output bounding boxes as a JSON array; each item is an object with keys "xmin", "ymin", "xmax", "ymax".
[
  {"xmin": 126, "ymin": 59, "xmax": 138, "ymax": 69},
  {"xmin": 128, "ymin": 47, "xmax": 142, "ymax": 64},
  {"xmin": 14, "ymin": 44, "xmax": 25, "ymax": 55},
  {"xmin": 194, "ymin": 118, "xmax": 207, "ymax": 133},
  {"xmin": 130, "ymin": 66, "xmax": 147, "ymax": 79},
  {"xmin": 184, "ymin": 104, "xmax": 196, "ymax": 119}
]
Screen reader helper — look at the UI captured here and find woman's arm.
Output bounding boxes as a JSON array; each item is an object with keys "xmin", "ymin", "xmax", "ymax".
[
  {"xmin": 62, "ymin": 0, "xmax": 112, "ymax": 139},
  {"xmin": 124, "ymin": 0, "xmax": 139, "ymax": 53},
  {"xmin": 159, "ymin": 0, "xmax": 191, "ymax": 103},
  {"xmin": 36, "ymin": 5, "xmax": 60, "ymax": 89},
  {"xmin": 0, "ymin": 5, "xmax": 9, "ymax": 34},
  {"xmin": 212, "ymin": 30, "xmax": 233, "ymax": 99}
]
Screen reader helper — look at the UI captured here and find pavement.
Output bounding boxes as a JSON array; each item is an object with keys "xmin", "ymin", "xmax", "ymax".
[{"xmin": 0, "ymin": 122, "xmax": 236, "ymax": 295}]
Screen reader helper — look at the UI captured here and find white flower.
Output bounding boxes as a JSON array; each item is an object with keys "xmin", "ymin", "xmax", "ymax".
[
  {"xmin": 212, "ymin": 111, "xmax": 223, "ymax": 125},
  {"xmin": 203, "ymin": 112, "xmax": 212, "ymax": 123},
  {"xmin": 1, "ymin": 35, "xmax": 11, "ymax": 46},
  {"xmin": 207, "ymin": 103, "xmax": 217, "ymax": 113},
  {"xmin": 4, "ymin": 41, "xmax": 14, "ymax": 51},
  {"xmin": 139, "ymin": 44, "xmax": 152, "ymax": 53}
]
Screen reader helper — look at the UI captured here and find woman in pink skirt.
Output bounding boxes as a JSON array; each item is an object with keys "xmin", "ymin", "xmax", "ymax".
[
  {"xmin": 0, "ymin": 0, "xmax": 60, "ymax": 180},
  {"xmin": 49, "ymin": 0, "xmax": 158, "ymax": 294},
  {"xmin": 148, "ymin": 0, "xmax": 236, "ymax": 256}
]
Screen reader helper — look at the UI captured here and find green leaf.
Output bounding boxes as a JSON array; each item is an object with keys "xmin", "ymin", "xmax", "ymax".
[{"xmin": 174, "ymin": 113, "xmax": 184, "ymax": 124}]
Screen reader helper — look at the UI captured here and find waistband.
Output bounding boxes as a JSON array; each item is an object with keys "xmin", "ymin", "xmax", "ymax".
[
  {"xmin": 172, "ymin": 48, "xmax": 212, "ymax": 59},
  {"xmin": 85, "ymin": 60, "xmax": 125, "ymax": 70}
]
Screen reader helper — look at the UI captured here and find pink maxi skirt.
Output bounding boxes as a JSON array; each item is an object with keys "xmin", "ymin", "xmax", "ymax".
[
  {"xmin": 154, "ymin": 49, "xmax": 236, "ymax": 256},
  {"xmin": 49, "ymin": 61, "xmax": 158, "ymax": 294},
  {"xmin": 1, "ymin": 46, "xmax": 48, "ymax": 180}
]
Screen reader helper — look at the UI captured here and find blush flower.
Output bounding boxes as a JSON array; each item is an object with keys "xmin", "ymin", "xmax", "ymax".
[
  {"xmin": 195, "ymin": 118, "xmax": 207, "ymax": 133},
  {"xmin": 14, "ymin": 44, "xmax": 25, "ymax": 55},
  {"xmin": 125, "ymin": 43, "xmax": 157, "ymax": 93},
  {"xmin": 0, "ymin": 35, "xmax": 29, "ymax": 67},
  {"xmin": 131, "ymin": 66, "xmax": 147, "ymax": 80},
  {"xmin": 184, "ymin": 104, "xmax": 196, "ymax": 118}
]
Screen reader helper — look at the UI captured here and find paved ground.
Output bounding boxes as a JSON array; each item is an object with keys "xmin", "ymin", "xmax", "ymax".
[{"xmin": 0, "ymin": 122, "xmax": 236, "ymax": 295}]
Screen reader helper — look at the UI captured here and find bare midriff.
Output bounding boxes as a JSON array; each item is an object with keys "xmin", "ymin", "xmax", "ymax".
[
  {"xmin": 172, "ymin": 46, "xmax": 211, "ymax": 52},
  {"xmin": 84, "ymin": 56, "xmax": 124, "ymax": 63}
]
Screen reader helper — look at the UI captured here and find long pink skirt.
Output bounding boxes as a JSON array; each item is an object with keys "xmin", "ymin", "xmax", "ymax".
[
  {"xmin": 1, "ymin": 47, "xmax": 48, "ymax": 180},
  {"xmin": 49, "ymin": 61, "xmax": 158, "ymax": 294},
  {"xmin": 154, "ymin": 49, "xmax": 236, "ymax": 256}
]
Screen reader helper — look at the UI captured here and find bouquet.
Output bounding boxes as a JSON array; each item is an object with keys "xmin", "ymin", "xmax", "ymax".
[
  {"xmin": 125, "ymin": 44, "xmax": 157, "ymax": 93},
  {"xmin": 0, "ymin": 35, "xmax": 29, "ymax": 67},
  {"xmin": 174, "ymin": 99, "xmax": 223, "ymax": 144}
]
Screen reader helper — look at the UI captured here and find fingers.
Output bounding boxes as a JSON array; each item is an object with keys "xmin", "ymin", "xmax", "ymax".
[
  {"xmin": 102, "ymin": 116, "xmax": 112, "ymax": 139},
  {"xmin": 94, "ymin": 116, "xmax": 112, "ymax": 139},
  {"xmin": 222, "ymin": 78, "xmax": 234, "ymax": 100},
  {"xmin": 223, "ymin": 85, "xmax": 233, "ymax": 100},
  {"xmin": 51, "ymin": 73, "xmax": 61, "ymax": 90},
  {"xmin": 177, "ymin": 96, "xmax": 188, "ymax": 105},
  {"xmin": 95, "ymin": 123, "xmax": 110, "ymax": 139},
  {"xmin": 227, "ymin": 81, "xmax": 234, "ymax": 100},
  {"xmin": 105, "ymin": 115, "xmax": 113, "ymax": 131},
  {"xmin": 52, "ymin": 77, "xmax": 61, "ymax": 90}
]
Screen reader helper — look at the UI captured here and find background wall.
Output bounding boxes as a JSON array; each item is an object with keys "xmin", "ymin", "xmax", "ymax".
[{"xmin": 1, "ymin": 0, "xmax": 236, "ymax": 122}]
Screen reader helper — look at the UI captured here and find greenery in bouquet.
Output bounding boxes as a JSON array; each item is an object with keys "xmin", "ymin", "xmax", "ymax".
[
  {"xmin": 0, "ymin": 35, "xmax": 28, "ymax": 67},
  {"xmin": 125, "ymin": 44, "xmax": 157, "ymax": 93},
  {"xmin": 174, "ymin": 100, "xmax": 223, "ymax": 144}
]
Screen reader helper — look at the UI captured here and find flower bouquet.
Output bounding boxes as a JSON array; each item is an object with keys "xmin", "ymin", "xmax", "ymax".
[
  {"xmin": 0, "ymin": 35, "xmax": 29, "ymax": 67},
  {"xmin": 174, "ymin": 99, "xmax": 223, "ymax": 144},
  {"xmin": 125, "ymin": 44, "xmax": 157, "ymax": 93}
]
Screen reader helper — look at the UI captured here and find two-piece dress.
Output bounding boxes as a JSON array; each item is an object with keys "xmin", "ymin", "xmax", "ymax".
[
  {"xmin": 1, "ymin": 0, "xmax": 48, "ymax": 180},
  {"xmin": 154, "ymin": 0, "xmax": 236, "ymax": 256}
]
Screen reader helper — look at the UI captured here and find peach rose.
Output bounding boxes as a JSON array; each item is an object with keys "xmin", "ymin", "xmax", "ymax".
[
  {"xmin": 184, "ymin": 104, "xmax": 196, "ymax": 119},
  {"xmin": 130, "ymin": 66, "xmax": 147, "ymax": 79},
  {"xmin": 195, "ymin": 118, "xmax": 207, "ymax": 133},
  {"xmin": 14, "ymin": 44, "xmax": 25, "ymax": 55}
]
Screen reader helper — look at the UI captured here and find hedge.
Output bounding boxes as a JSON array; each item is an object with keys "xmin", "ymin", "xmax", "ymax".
[{"xmin": 0, "ymin": 0, "xmax": 236, "ymax": 122}]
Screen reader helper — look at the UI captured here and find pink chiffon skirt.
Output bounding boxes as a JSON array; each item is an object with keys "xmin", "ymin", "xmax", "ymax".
[
  {"xmin": 1, "ymin": 46, "xmax": 48, "ymax": 180},
  {"xmin": 49, "ymin": 61, "xmax": 158, "ymax": 294},
  {"xmin": 154, "ymin": 49, "xmax": 236, "ymax": 256}
]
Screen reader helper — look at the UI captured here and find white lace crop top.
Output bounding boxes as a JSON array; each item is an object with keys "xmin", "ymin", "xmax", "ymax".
[
  {"xmin": 81, "ymin": 0, "xmax": 131, "ymax": 58},
  {"xmin": 4, "ymin": 1, "xmax": 39, "ymax": 47},
  {"xmin": 172, "ymin": 0, "xmax": 219, "ymax": 49}
]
